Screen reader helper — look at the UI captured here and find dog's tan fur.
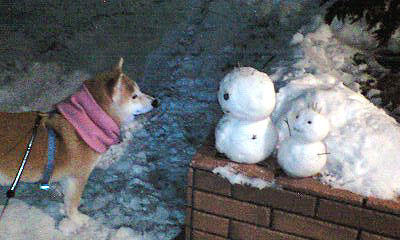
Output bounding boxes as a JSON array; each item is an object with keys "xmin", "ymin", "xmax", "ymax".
[{"xmin": 0, "ymin": 58, "xmax": 155, "ymax": 230}]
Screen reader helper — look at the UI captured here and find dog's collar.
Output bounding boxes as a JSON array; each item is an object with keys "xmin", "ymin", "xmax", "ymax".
[{"xmin": 56, "ymin": 84, "xmax": 121, "ymax": 153}]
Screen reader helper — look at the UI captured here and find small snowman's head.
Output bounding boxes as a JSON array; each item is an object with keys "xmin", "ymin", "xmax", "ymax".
[
  {"xmin": 218, "ymin": 67, "xmax": 276, "ymax": 121},
  {"xmin": 291, "ymin": 107, "xmax": 330, "ymax": 142}
]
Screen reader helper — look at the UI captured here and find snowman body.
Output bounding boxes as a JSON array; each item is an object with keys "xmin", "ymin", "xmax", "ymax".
[
  {"xmin": 278, "ymin": 139, "xmax": 327, "ymax": 177},
  {"xmin": 216, "ymin": 116, "xmax": 278, "ymax": 164},
  {"xmin": 277, "ymin": 107, "xmax": 330, "ymax": 177},
  {"xmin": 215, "ymin": 67, "xmax": 278, "ymax": 164}
]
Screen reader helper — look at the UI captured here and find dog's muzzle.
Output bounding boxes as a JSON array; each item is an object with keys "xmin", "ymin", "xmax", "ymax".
[{"xmin": 152, "ymin": 99, "xmax": 160, "ymax": 108}]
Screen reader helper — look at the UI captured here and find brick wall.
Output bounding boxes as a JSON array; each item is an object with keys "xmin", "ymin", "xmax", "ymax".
[{"xmin": 185, "ymin": 137, "xmax": 400, "ymax": 240}]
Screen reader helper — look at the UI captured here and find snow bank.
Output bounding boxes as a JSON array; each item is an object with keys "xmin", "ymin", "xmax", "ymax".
[
  {"xmin": 0, "ymin": 199, "xmax": 146, "ymax": 240},
  {"xmin": 272, "ymin": 18, "xmax": 400, "ymax": 200},
  {"xmin": 0, "ymin": 200, "xmax": 65, "ymax": 240}
]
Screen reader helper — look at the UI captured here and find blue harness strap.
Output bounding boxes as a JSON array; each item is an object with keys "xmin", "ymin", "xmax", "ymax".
[{"xmin": 40, "ymin": 127, "xmax": 56, "ymax": 190}]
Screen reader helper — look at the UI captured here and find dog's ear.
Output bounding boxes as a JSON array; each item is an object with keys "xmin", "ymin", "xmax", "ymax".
[
  {"xmin": 113, "ymin": 57, "xmax": 124, "ymax": 72},
  {"xmin": 107, "ymin": 73, "xmax": 124, "ymax": 102}
]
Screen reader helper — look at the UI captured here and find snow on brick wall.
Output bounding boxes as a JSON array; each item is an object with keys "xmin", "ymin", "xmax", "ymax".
[{"xmin": 185, "ymin": 136, "xmax": 400, "ymax": 240}]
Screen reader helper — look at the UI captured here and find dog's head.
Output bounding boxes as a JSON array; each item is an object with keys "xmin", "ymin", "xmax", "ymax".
[{"xmin": 85, "ymin": 58, "xmax": 159, "ymax": 124}]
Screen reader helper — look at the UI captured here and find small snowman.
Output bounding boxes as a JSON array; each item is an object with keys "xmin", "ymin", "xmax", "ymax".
[
  {"xmin": 277, "ymin": 105, "xmax": 330, "ymax": 177},
  {"xmin": 215, "ymin": 67, "xmax": 278, "ymax": 164}
]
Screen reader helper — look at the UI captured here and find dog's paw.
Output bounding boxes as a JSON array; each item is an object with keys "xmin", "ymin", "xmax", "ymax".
[
  {"xmin": 58, "ymin": 213, "xmax": 90, "ymax": 235},
  {"xmin": 71, "ymin": 212, "xmax": 90, "ymax": 226},
  {"xmin": 58, "ymin": 217, "xmax": 80, "ymax": 235}
]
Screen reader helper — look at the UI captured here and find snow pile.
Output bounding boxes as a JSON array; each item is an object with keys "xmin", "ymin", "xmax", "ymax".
[
  {"xmin": 272, "ymin": 18, "xmax": 400, "ymax": 199},
  {"xmin": 213, "ymin": 164, "xmax": 276, "ymax": 190},
  {"xmin": 0, "ymin": 199, "xmax": 146, "ymax": 240},
  {"xmin": 0, "ymin": 200, "xmax": 65, "ymax": 240}
]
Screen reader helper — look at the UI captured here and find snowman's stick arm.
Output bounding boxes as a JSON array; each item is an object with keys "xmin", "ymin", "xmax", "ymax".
[
  {"xmin": 284, "ymin": 118, "xmax": 291, "ymax": 137},
  {"xmin": 317, "ymin": 152, "xmax": 331, "ymax": 155}
]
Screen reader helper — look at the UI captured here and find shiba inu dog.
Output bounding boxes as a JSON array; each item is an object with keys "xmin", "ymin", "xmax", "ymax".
[{"xmin": 0, "ymin": 58, "xmax": 158, "ymax": 233}]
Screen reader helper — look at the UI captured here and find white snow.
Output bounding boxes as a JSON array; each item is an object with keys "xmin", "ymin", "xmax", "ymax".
[
  {"xmin": 213, "ymin": 164, "xmax": 276, "ymax": 190},
  {"xmin": 290, "ymin": 32, "xmax": 304, "ymax": 45},
  {"xmin": 0, "ymin": 199, "xmax": 137, "ymax": 240}
]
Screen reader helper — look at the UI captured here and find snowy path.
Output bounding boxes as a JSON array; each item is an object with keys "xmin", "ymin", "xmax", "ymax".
[{"xmin": 0, "ymin": 0, "xmax": 329, "ymax": 239}]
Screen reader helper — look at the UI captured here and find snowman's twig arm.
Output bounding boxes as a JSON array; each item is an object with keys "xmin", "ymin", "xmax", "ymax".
[
  {"xmin": 284, "ymin": 118, "xmax": 291, "ymax": 137},
  {"xmin": 318, "ymin": 152, "xmax": 331, "ymax": 155}
]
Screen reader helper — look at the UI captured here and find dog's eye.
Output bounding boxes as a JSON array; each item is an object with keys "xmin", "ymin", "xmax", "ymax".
[
  {"xmin": 307, "ymin": 121, "xmax": 312, "ymax": 124},
  {"xmin": 295, "ymin": 115, "xmax": 299, "ymax": 119},
  {"xmin": 132, "ymin": 94, "xmax": 138, "ymax": 99},
  {"xmin": 224, "ymin": 93, "xmax": 229, "ymax": 100}
]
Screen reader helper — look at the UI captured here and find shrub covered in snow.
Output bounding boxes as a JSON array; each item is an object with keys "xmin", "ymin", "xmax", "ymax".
[{"xmin": 323, "ymin": 0, "xmax": 400, "ymax": 48}]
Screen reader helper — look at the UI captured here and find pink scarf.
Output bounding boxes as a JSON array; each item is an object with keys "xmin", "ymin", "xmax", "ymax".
[{"xmin": 56, "ymin": 85, "xmax": 121, "ymax": 153}]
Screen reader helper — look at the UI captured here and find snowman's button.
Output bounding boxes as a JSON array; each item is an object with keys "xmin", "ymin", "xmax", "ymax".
[
  {"xmin": 224, "ymin": 93, "xmax": 229, "ymax": 100},
  {"xmin": 252, "ymin": 135, "xmax": 257, "ymax": 140}
]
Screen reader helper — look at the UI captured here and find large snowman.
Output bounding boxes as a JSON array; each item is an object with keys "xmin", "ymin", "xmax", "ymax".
[
  {"xmin": 215, "ymin": 67, "xmax": 278, "ymax": 164},
  {"xmin": 277, "ymin": 106, "xmax": 330, "ymax": 177}
]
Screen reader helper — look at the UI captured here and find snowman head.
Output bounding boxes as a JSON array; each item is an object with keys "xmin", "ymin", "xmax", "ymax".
[
  {"xmin": 218, "ymin": 67, "xmax": 276, "ymax": 121},
  {"xmin": 291, "ymin": 106, "xmax": 330, "ymax": 142}
]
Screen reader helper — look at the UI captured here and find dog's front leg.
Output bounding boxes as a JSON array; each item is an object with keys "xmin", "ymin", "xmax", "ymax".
[
  {"xmin": 63, "ymin": 175, "xmax": 90, "ymax": 224},
  {"xmin": 58, "ymin": 175, "xmax": 90, "ymax": 234}
]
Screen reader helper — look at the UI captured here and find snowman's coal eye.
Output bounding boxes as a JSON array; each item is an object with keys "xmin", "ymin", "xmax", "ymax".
[
  {"xmin": 224, "ymin": 93, "xmax": 229, "ymax": 100},
  {"xmin": 252, "ymin": 135, "xmax": 257, "ymax": 140},
  {"xmin": 295, "ymin": 115, "xmax": 299, "ymax": 119},
  {"xmin": 307, "ymin": 121, "xmax": 312, "ymax": 124}
]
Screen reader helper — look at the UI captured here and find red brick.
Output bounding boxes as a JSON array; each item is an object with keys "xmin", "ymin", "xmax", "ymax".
[
  {"xmin": 187, "ymin": 187, "xmax": 193, "ymax": 207},
  {"xmin": 192, "ymin": 145, "xmax": 274, "ymax": 181},
  {"xmin": 272, "ymin": 210, "xmax": 358, "ymax": 240},
  {"xmin": 230, "ymin": 220, "xmax": 307, "ymax": 240},
  {"xmin": 317, "ymin": 199, "xmax": 400, "ymax": 238},
  {"xmin": 233, "ymin": 184, "xmax": 316, "ymax": 216},
  {"xmin": 194, "ymin": 191, "xmax": 270, "ymax": 227},
  {"xmin": 366, "ymin": 197, "xmax": 400, "ymax": 216},
  {"xmin": 192, "ymin": 230, "xmax": 227, "ymax": 240},
  {"xmin": 277, "ymin": 177, "xmax": 364, "ymax": 206},
  {"xmin": 185, "ymin": 226, "xmax": 191, "ymax": 240},
  {"xmin": 194, "ymin": 169, "xmax": 231, "ymax": 196},
  {"xmin": 360, "ymin": 231, "xmax": 397, "ymax": 240},
  {"xmin": 188, "ymin": 168, "xmax": 193, "ymax": 187},
  {"xmin": 192, "ymin": 210, "xmax": 229, "ymax": 237},
  {"xmin": 317, "ymin": 199, "xmax": 363, "ymax": 227},
  {"xmin": 185, "ymin": 207, "xmax": 192, "ymax": 226}
]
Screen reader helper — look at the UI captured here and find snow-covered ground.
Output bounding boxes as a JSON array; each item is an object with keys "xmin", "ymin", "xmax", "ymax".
[{"xmin": 0, "ymin": 0, "xmax": 399, "ymax": 239}]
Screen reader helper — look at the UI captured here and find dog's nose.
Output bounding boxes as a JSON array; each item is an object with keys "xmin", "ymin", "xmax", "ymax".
[{"xmin": 152, "ymin": 99, "xmax": 160, "ymax": 108}]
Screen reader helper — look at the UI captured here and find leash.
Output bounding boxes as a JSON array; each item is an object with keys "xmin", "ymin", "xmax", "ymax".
[
  {"xmin": 40, "ymin": 127, "xmax": 56, "ymax": 190},
  {"xmin": 0, "ymin": 113, "xmax": 57, "ymax": 221},
  {"xmin": 0, "ymin": 115, "xmax": 41, "ymax": 220}
]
